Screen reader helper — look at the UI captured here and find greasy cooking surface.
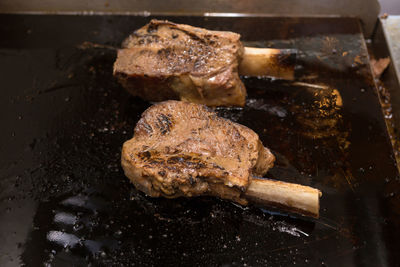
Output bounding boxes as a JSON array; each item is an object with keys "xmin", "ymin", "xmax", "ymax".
[{"xmin": 0, "ymin": 15, "xmax": 400, "ymax": 266}]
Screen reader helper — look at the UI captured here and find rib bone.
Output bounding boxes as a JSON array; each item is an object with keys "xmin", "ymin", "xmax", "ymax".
[
  {"xmin": 240, "ymin": 47, "xmax": 296, "ymax": 80},
  {"xmin": 245, "ymin": 177, "xmax": 321, "ymax": 218}
]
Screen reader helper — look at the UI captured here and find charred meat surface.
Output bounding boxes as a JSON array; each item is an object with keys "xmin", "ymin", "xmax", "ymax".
[
  {"xmin": 114, "ymin": 20, "xmax": 246, "ymax": 106},
  {"xmin": 121, "ymin": 100, "xmax": 274, "ymax": 205}
]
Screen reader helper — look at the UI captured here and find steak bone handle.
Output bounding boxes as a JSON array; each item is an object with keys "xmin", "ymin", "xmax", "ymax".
[
  {"xmin": 245, "ymin": 177, "xmax": 321, "ymax": 218},
  {"xmin": 239, "ymin": 47, "xmax": 296, "ymax": 80}
]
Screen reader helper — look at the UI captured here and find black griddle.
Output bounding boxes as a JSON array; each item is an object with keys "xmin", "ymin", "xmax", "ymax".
[{"xmin": 1, "ymin": 15, "xmax": 400, "ymax": 266}]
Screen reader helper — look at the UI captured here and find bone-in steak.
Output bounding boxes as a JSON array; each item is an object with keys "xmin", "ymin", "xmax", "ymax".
[
  {"xmin": 121, "ymin": 100, "xmax": 275, "ymax": 205},
  {"xmin": 114, "ymin": 20, "xmax": 246, "ymax": 106}
]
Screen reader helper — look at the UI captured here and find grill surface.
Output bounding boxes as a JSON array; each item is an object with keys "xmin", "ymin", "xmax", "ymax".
[{"xmin": 0, "ymin": 15, "xmax": 400, "ymax": 266}]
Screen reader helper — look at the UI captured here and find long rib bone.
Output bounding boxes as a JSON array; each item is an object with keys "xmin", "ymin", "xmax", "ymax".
[
  {"xmin": 245, "ymin": 177, "xmax": 321, "ymax": 218},
  {"xmin": 239, "ymin": 47, "xmax": 296, "ymax": 80}
]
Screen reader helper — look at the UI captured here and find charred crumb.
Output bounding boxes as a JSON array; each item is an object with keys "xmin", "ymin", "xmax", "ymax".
[{"xmin": 158, "ymin": 170, "xmax": 166, "ymax": 177}]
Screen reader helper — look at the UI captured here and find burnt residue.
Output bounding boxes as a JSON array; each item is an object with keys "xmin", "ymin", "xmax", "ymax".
[
  {"xmin": 1, "ymin": 14, "xmax": 400, "ymax": 267},
  {"xmin": 275, "ymin": 51, "xmax": 297, "ymax": 70}
]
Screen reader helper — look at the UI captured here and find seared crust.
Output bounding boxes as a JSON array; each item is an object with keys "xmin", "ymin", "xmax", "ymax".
[
  {"xmin": 121, "ymin": 101, "xmax": 275, "ymax": 204},
  {"xmin": 113, "ymin": 20, "xmax": 246, "ymax": 106}
]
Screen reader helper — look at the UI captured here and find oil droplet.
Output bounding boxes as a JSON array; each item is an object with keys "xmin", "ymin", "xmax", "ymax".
[{"xmin": 115, "ymin": 230, "xmax": 122, "ymax": 236}]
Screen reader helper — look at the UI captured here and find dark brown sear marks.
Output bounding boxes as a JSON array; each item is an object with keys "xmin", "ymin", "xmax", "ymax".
[
  {"xmin": 188, "ymin": 175, "xmax": 196, "ymax": 185},
  {"xmin": 137, "ymin": 151, "xmax": 151, "ymax": 160},
  {"xmin": 137, "ymin": 152, "xmax": 207, "ymax": 170},
  {"xmin": 165, "ymin": 155, "xmax": 206, "ymax": 169},
  {"xmin": 167, "ymin": 156, "xmax": 186, "ymax": 164},
  {"xmin": 157, "ymin": 48, "xmax": 172, "ymax": 56},
  {"xmin": 155, "ymin": 114, "xmax": 173, "ymax": 135},
  {"xmin": 147, "ymin": 22, "xmax": 159, "ymax": 33},
  {"xmin": 137, "ymin": 151, "xmax": 165, "ymax": 165},
  {"xmin": 170, "ymin": 26, "xmax": 208, "ymax": 45},
  {"xmin": 142, "ymin": 122, "xmax": 153, "ymax": 135},
  {"xmin": 211, "ymin": 163, "xmax": 225, "ymax": 170},
  {"xmin": 128, "ymin": 33, "xmax": 160, "ymax": 46}
]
